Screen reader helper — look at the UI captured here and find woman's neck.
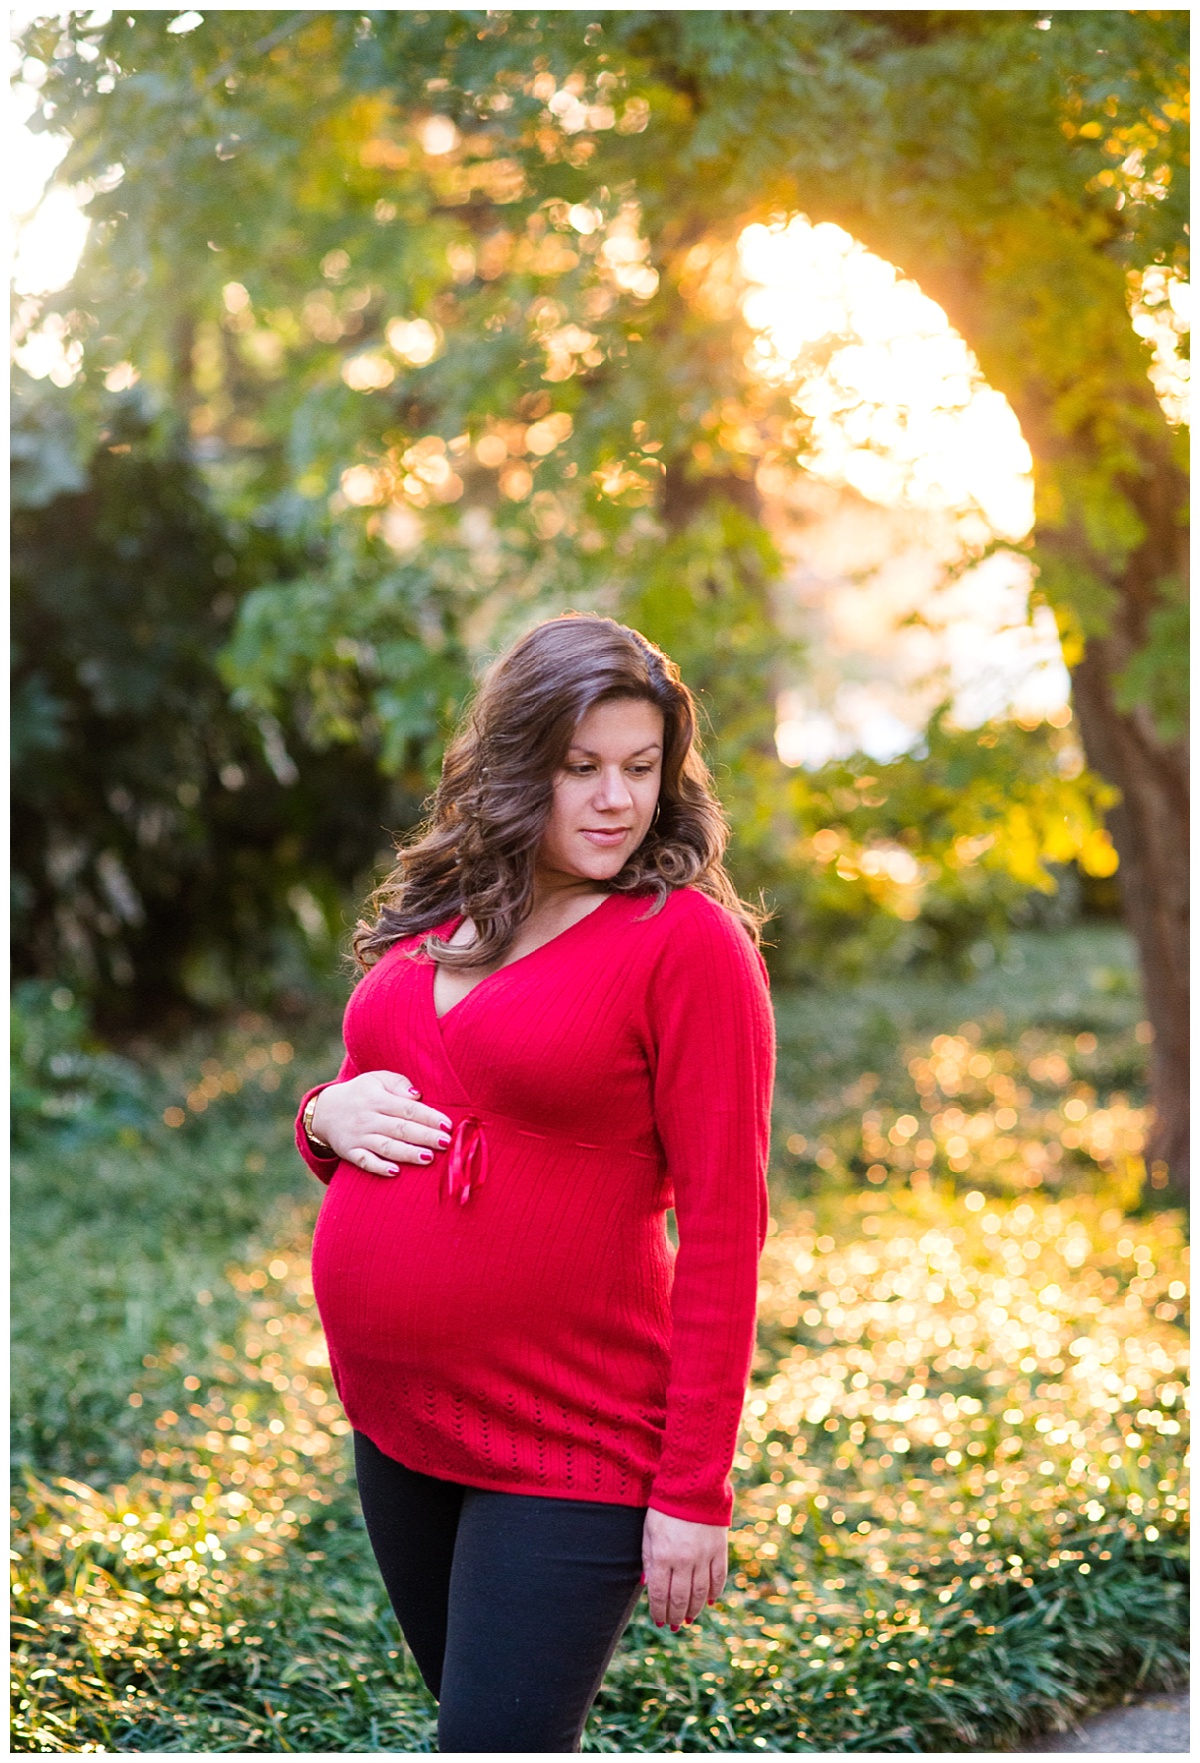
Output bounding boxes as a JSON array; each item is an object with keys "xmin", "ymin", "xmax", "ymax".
[
  {"xmin": 528, "ymin": 869, "xmax": 609, "ymax": 918},
  {"xmin": 446, "ymin": 873, "xmax": 607, "ymax": 963}
]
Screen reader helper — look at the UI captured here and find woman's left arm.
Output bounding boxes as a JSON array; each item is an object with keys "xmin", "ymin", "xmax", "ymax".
[{"xmin": 641, "ymin": 897, "xmax": 776, "ymax": 1623}]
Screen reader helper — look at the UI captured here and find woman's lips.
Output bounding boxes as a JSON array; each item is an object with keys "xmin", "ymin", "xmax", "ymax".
[{"xmin": 580, "ymin": 828, "xmax": 630, "ymax": 846}]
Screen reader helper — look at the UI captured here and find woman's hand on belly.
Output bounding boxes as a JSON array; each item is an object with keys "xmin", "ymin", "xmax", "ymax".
[
  {"xmin": 642, "ymin": 1508, "xmax": 728, "ymax": 1631},
  {"xmin": 309, "ymin": 1071, "xmax": 452, "ymax": 1177}
]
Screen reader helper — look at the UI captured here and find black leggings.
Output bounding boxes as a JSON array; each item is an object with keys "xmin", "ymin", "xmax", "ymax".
[{"xmin": 353, "ymin": 1431, "xmax": 646, "ymax": 1752}]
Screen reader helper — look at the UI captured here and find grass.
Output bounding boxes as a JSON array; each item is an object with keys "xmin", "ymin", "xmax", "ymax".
[
  {"xmin": 11, "ymin": 923, "xmax": 1189, "ymax": 1751},
  {"xmin": 11, "ymin": 1002, "xmax": 334, "ymax": 1487}
]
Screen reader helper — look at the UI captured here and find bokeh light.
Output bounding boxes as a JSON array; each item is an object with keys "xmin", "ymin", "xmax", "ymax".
[
  {"xmin": 13, "ymin": 1172, "xmax": 1188, "ymax": 1748},
  {"xmin": 1130, "ymin": 266, "xmax": 1191, "ymax": 427}
]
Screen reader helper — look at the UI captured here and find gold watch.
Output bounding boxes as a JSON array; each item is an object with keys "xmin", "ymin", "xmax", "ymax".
[{"xmin": 301, "ymin": 1093, "xmax": 335, "ymax": 1156}]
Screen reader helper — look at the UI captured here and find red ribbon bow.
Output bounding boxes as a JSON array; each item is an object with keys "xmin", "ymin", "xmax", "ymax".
[{"xmin": 445, "ymin": 1114, "xmax": 488, "ymax": 1205}]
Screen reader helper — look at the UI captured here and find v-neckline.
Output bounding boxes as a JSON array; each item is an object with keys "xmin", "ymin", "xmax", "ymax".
[{"xmin": 429, "ymin": 891, "xmax": 620, "ymax": 1026}]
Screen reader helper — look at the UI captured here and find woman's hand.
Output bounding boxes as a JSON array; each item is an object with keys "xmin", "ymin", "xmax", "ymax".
[
  {"xmin": 308, "ymin": 1072, "xmax": 452, "ymax": 1177},
  {"xmin": 641, "ymin": 1507, "xmax": 728, "ymax": 1630}
]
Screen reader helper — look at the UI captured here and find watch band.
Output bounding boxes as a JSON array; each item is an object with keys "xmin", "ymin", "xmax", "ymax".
[{"xmin": 301, "ymin": 1093, "xmax": 335, "ymax": 1156}]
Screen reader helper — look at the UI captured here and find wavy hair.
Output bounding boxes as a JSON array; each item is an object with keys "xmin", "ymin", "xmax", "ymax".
[{"xmin": 353, "ymin": 613, "xmax": 765, "ymax": 970}]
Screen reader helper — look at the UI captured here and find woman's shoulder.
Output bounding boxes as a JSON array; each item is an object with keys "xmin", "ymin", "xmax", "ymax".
[
  {"xmin": 623, "ymin": 885, "xmax": 765, "ymax": 973},
  {"xmin": 660, "ymin": 884, "xmax": 757, "ymax": 940},
  {"xmin": 374, "ymin": 906, "xmax": 464, "ymax": 961},
  {"xmin": 368, "ymin": 927, "xmax": 433, "ymax": 970},
  {"xmin": 624, "ymin": 887, "xmax": 771, "ymax": 1043},
  {"xmin": 350, "ymin": 917, "xmax": 449, "ymax": 993}
]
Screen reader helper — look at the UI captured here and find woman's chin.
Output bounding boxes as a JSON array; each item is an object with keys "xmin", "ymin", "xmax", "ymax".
[
  {"xmin": 541, "ymin": 844, "xmax": 632, "ymax": 884},
  {"xmin": 580, "ymin": 841, "xmax": 637, "ymax": 876}
]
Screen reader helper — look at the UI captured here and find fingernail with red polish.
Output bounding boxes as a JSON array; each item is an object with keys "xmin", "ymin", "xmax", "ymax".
[
  {"xmin": 387, "ymin": 1164, "xmax": 401, "ymax": 1175},
  {"xmin": 639, "ymin": 1572, "xmax": 646, "ymax": 1585},
  {"xmin": 420, "ymin": 1151, "xmax": 433, "ymax": 1163},
  {"xmin": 409, "ymin": 1088, "xmax": 421, "ymax": 1098},
  {"xmin": 438, "ymin": 1135, "xmax": 451, "ymax": 1149}
]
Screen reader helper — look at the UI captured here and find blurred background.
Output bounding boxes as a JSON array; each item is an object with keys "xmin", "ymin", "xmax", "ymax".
[{"xmin": 10, "ymin": 11, "xmax": 1189, "ymax": 1754}]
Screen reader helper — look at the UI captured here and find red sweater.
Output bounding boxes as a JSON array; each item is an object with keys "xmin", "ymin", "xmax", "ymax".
[{"xmin": 295, "ymin": 886, "xmax": 775, "ymax": 1525}]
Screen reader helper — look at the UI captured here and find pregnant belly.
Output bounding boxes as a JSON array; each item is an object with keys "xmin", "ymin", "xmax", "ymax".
[{"xmin": 310, "ymin": 1140, "xmax": 671, "ymax": 1381}]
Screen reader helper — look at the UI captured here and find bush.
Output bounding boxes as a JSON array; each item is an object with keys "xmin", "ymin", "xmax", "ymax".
[
  {"xmin": 12, "ymin": 388, "xmax": 397, "ymax": 1030},
  {"xmin": 11, "ymin": 981, "xmax": 152, "ymax": 1151}
]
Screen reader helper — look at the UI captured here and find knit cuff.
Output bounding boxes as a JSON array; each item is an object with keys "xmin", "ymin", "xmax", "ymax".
[
  {"xmin": 646, "ymin": 1467, "xmax": 735, "ymax": 1528},
  {"xmin": 646, "ymin": 1490, "xmax": 734, "ymax": 1528}
]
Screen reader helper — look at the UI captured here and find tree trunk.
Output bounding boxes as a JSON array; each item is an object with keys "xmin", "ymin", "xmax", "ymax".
[
  {"xmin": 1070, "ymin": 640, "xmax": 1189, "ymax": 1203},
  {"xmin": 1042, "ymin": 436, "xmax": 1189, "ymax": 1205}
]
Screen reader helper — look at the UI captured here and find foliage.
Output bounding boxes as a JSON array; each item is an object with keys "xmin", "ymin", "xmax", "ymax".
[
  {"xmin": 12, "ymin": 1188, "xmax": 1187, "ymax": 1753},
  {"xmin": 765, "ymin": 715, "xmax": 1118, "ymax": 980},
  {"xmin": 1112, "ymin": 579, "xmax": 1189, "ymax": 743},
  {"xmin": 10, "ymin": 1012, "xmax": 329, "ymax": 1485},
  {"xmin": 21, "ymin": 9, "xmax": 1185, "ymax": 680},
  {"xmin": 15, "ymin": 9, "xmax": 1164, "ymax": 1016},
  {"xmin": 11, "ymin": 926, "xmax": 1187, "ymax": 1751},
  {"xmin": 11, "ymin": 980, "xmax": 151, "ymax": 1152},
  {"xmin": 601, "ymin": 1179, "xmax": 1188, "ymax": 1752},
  {"xmin": 11, "ymin": 386, "xmax": 397, "ymax": 1026},
  {"xmin": 12, "ymin": 372, "xmax": 1114, "ymax": 1008},
  {"xmin": 777, "ymin": 1005, "xmax": 1152, "ymax": 1210}
]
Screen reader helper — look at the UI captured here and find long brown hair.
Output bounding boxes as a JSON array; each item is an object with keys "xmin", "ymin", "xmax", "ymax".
[{"xmin": 353, "ymin": 613, "xmax": 765, "ymax": 969}]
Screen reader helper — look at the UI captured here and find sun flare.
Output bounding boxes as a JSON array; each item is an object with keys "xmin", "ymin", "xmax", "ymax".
[
  {"xmin": 740, "ymin": 218, "xmax": 1036, "ymax": 546},
  {"xmin": 737, "ymin": 217, "xmax": 1079, "ymax": 766}
]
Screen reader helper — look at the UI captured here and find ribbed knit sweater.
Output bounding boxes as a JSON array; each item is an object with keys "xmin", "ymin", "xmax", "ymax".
[{"xmin": 295, "ymin": 885, "xmax": 775, "ymax": 1526}]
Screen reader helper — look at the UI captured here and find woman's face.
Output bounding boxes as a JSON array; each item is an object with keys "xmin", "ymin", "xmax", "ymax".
[{"xmin": 537, "ymin": 696, "xmax": 665, "ymax": 886}]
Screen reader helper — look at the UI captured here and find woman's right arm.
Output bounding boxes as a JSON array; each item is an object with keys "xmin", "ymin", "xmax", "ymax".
[{"xmin": 296, "ymin": 1053, "xmax": 452, "ymax": 1183}]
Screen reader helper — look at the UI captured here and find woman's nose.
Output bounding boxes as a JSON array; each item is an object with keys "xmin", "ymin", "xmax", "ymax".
[{"xmin": 593, "ymin": 766, "xmax": 634, "ymax": 810}]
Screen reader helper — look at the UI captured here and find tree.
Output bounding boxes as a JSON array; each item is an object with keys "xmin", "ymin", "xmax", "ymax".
[
  {"xmin": 654, "ymin": 8, "xmax": 1189, "ymax": 1194},
  {"xmin": 19, "ymin": 10, "xmax": 1186, "ymax": 1186},
  {"xmin": 636, "ymin": 9, "xmax": 1188, "ymax": 1190}
]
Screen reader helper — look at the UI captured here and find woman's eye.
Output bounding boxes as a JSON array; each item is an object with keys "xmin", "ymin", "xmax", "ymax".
[{"xmin": 564, "ymin": 761, "xmax": 655, "ymax": 777}]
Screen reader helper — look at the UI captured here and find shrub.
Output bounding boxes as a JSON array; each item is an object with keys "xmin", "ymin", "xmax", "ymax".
[{"xmin": 11, "ymin": 981, "xmax": 152, "ymax": 1151}]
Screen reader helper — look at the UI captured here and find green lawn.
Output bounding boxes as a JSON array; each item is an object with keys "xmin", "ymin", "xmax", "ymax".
[{"xmin": 11, "ymin": 924, "xmax": 1189, "ymax": 1751}]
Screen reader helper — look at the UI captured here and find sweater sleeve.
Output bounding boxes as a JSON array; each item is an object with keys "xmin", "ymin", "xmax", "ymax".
[
  {"xmin": 294, "ymin": 1050, "xmax": 360, "ymax": 1185},
  {"xmin": 642, "ymin": 896, "xmax": 775, "ymax": 1526}
]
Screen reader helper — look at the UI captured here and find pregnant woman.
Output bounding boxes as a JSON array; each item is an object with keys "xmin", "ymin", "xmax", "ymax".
[{"xmin": 295, "ymin": 613, "xmax": 775, "ymax": 1752}]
